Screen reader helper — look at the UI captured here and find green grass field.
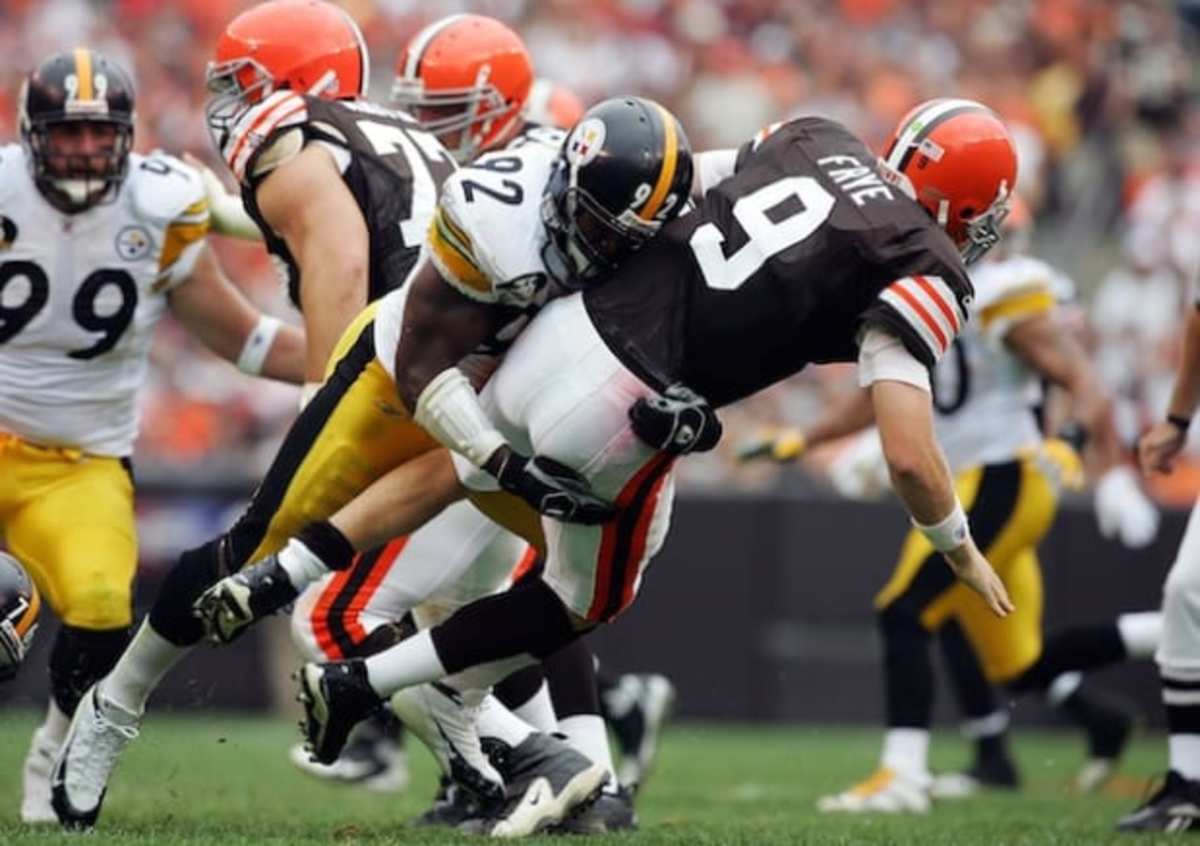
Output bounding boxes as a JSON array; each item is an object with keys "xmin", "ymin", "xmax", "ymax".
[{"xmin": 0, "ymin": 709, "xmax": 1184, "ymax": 845}]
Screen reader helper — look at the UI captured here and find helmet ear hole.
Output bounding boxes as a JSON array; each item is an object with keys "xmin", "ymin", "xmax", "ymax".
[{"xmin": 959, "ymin": 207, "xmax": 975, "ymax": 219}]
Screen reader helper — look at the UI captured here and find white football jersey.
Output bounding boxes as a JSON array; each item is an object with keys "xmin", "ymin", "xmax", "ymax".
[
  {"xmin": 0, "ymin": 145, "xmax": 209, "ymax": 456},
  {"xmin": 932, "ymin": 254, "xmax": 1066, "ymax": 471},
  {"xmin": 374, "ymin": 125, "xmax": 567, "ymax": 376}
]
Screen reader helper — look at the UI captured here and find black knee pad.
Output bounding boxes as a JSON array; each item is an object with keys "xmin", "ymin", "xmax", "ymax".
[
  {"xmin": 147, "ymin": 538, "xmax": 226, "ymax": 647},
  {"xmin": 49, "ymin": 624, "xmax": 130, "ymax": 716}
]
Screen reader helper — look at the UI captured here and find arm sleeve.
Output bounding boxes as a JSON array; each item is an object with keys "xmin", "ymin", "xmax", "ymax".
[
  {"xmin": 857, "ymin": 326, "xmax": 931, "ymax": 391},
  {"xmin": 155, "ymin": 187, "xmax": 211, "ymax": 292},
  {"xmin": 862, "ymin": 273, "xmax": 968, "ymax": 368}
]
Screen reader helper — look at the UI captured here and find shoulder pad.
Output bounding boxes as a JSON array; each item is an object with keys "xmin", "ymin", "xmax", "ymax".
[
  {"xmin": 222, "ymin": 91, "xmax": 309, "ymax": 183},
  {"xmin": 129, "ymin": 151, "xmax": 209, "ymax": 225},
  {"xmin": 971, "ymin": 255, "xmax": 1055, "ymax": 312}
]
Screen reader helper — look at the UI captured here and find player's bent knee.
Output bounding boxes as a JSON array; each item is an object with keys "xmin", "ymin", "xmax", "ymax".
[
  {"xmin": 49, "ymin": 624, "xmax": 131, "ymax": 715},
  {"xmin": 57, "ymin": 581, "xmax": 133, "ymax": 630}
]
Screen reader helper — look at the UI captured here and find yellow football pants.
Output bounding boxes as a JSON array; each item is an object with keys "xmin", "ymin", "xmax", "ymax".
[
  {"xmin": 0, "ymin": 434, "xmax": 135, "ymax": 629},
  {"xmin": 874, "ymin": 456, "xmax": 1058, "ymax": 683}
]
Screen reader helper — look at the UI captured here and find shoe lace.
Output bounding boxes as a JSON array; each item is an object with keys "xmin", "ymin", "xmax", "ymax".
[{"xmin": 76, "ymin": 702, "xmax": 138, "ymax": 786}]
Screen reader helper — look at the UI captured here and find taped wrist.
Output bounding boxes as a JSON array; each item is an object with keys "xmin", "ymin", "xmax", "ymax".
[
  {"xmin": 236, "ymin": 316, "xmax": 282, "ymax": 375},
  {"xmin": 913, "ymin": 500, "xmax": 971, "ymax": 552},
  {"xmin": 414, "ymin": 367, "xmax": 506, "ymax": 466}
]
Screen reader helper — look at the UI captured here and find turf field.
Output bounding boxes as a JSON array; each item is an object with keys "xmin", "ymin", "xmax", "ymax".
[{"xmin": 0, "ymin": 709, "xmax": 1181, "ymax": 844}]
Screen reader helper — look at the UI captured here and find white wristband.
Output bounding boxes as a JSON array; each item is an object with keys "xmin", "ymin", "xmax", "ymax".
[
  {"xmin": 236, "ymin": 315, "xmax": 282, "ymax": 375},
  {"xmin": 414, "ymin": 367, "xmax": 507, "ymax": 467},
  {"xmin": 913, "ymin": 501, "xmax": 971, "ymax": 552}
]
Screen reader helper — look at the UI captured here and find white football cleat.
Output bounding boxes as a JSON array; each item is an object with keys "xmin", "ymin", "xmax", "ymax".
[
  {"xmin": 21, "ymin": 726, "xmax": 59, "ymax": 824},
  {"xmin": 817, "ymin": 767, "xmax": 931, "ymax": 813},
  {"xmin": 1073, "ymin": 757, "xmax": 1117, "ymax": 795},
  {"xmin": 929, "ymin": 771, "xmax": 981, "ymax": 800},
  {"xmin": 51, "ymin": 685, "xmax": 140, "ymax": 829}
]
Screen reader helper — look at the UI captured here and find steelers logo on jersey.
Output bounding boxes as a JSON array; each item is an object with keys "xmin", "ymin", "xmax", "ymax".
[
  {"xmin": 115, "ymin": 225, "xmax": 153, "ymax": 261},
  {"xmin": 0, "ymin": 215, "xmax": 17, "ymax": 250}
]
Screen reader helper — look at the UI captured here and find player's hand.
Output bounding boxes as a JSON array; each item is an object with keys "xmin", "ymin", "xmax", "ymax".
[
  {"xmin": 735, "ymin": 427, "xmax": 807, "ymax": 463},
  {"xmin": 629, "ymin": 383, "xmax": 723, "ymax": 455},
  {"xmin": 487, "ymin": 447, "xmax": 615, "ymax": 524},
  {"xmin": 1095, "ymin": 465, "xmax": 1160, "ymax": 548},
  {"xmin": 942, "ymin": 541, "xmax": 1013, "ymax": 618},
  {"xmin": 1138, "ymin": 420, "xmax": 1188, "ymax": 476}
]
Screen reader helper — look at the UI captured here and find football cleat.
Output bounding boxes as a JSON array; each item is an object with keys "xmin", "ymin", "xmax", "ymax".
[
  {"xmin": 1116, "ymin": 770, "xmax": 1200, "ymax": 832},
  {"xmin": 553, "ymin": 785, "xmax": 638, "ymax": 834},
  {"xmin": 288, "ymin": 712, "xmax": 409, "ymax": 793},
  {"xmin": 389, "ymin": 682, "xmax": 505, "ymax": 805},
  {"xmin": 51, "ymin": 685, "xmax": 140, "ymax": 829},
  {"xmin": 295, "ymin": 660, "xmax": 385, "ymax": 766},
  {"xmin": 470, "ymin": 732, "xmax": 609, "ymax": 837},
  {"xmin": 817, "ymin": 767, "xmax": 932, "ymax": 814},
  {"xmin": 412, "ymin": 776, "xmax": 485, "ymax": 828},
  {"xmin": 194, "ymin": 555, "xmax": 298, "ymax": 645},
  {"xmin": 21, "ymin": 726, "xmax": 59, "ymax": 824},
  {"xmin": 602, "ymin": 673, "xmax": 676, "ymax": 792},
  {"xmin": 930, "ymin": 755, "xmax": 1020, "ymax": 799}
]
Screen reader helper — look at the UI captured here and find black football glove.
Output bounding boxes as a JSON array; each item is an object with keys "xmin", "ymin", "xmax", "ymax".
[
  {"xmin": 487, "ymin": 447, "xmax": 616, "ymax": 524},
  {"xmin": 629, "ymin": 383, "xmax": 723, "ymax": 455}
]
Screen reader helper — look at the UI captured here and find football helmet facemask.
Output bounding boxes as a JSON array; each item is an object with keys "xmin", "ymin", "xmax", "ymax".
[
  {"xmin": 205, "ymin": 0, "xmax": 368, "ymax": 151},
  {"xmin": 0, "ymin": 551, "xmax": 40, "ymax": 683},
  {"xmin": 392, "ymin": 14, "xmax": 533, "ymax": 163},
  {"xmin": 19, "ymin": 48, "xmax": 135, "ymax": 214},
  {"xmin": 879, "ymin": 98, "xmax": 1018, "ymax": 264},
  {"xmin": 541, "ymin": 96, "xmax": 693, "ymax": 285}
]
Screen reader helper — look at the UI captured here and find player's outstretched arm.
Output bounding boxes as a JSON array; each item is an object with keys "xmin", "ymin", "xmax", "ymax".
[
  {"xmin": 256, "ymin": 144, "xmax": 369, "ymax": 386},
  {"xmin": 168, "ymin": 245, "xmax": 305, "ymax": 383},
  {"xmin": 1140, "ymin": 306, "xmax": 1200, "ymax": 475},
  {"xmin": 871, "ymin": 377, "xmax": 1013, "ymax": 617},
  {"xmin": 183, "ymin": 153, "xmax": 262, "ymax": 241}
]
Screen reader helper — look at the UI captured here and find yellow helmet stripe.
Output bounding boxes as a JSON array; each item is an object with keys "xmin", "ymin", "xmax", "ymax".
[
  {"xmin": 74, "ymin": 47, "xmax": 94, "ymax": 101},
  {"xmin": 637, "ymin": 102, "xmax": 679, "ymax": 222},
  {"xmin": 14, "ymin": 584, "xmax": 39, "ymax": 639}
]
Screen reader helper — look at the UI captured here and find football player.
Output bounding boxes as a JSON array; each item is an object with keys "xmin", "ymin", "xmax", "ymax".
[
  {"xmin": 1, "ymin": 552, "xmax": 40, "ymax": 684},
  {"xmin": 47, "ymin": 0, "xmax": 457, "ymax": 829},
  {"xmin": 1118, "ymin": 247, "xmax": 1200, "ymax": 831},
  {"xmin": 2, "ymin": 47, "xmax": 306, "ymax": 825},
  {"xmin": 740, "ymin": 202, "xmax": 1160, "ymax": 811},
  {"xmin": 268, "ymin": 100, "xmax": 1017, "ymax": 808}
]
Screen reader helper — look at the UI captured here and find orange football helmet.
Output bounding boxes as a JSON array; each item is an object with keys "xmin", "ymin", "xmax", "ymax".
[
  {"xmin": 205, "ymin": 0, "xmax": 368, "ymax": 145},
  {"xmin": 880, "ymin": 98, "xmax": 1018, "ymax": 264},
  {"xmin": 392, "ymin": 14, "xmax": 533, "ymax": 162},
  {"xmin": 524, "ymin": 78, "xmax": 585, "ymax": 131}
]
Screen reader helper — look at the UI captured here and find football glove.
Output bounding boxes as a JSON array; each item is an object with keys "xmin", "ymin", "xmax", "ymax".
[
  {"xmin": 1095, "ymin": 465, "xmax": 1160, "ymax": 549},
  {"xmin": 629, "ymin": 383, "xmax": 723, "ymax": 455},
  {"xmin": 488, "ymin": 447, "xmax": 616, "ymax": 524},
  {"xmin": 735, "ymin": 427, "xmax": 807, "ymax": 463}
]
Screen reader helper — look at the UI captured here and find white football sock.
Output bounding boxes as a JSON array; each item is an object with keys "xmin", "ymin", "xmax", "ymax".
[
  {"xmin": 40, "ymin": 699, "xmax": 71, "ymax": 746},
  {"xmin": 881, "ymin": 727, "xmax": 930, "ymax": 781},
  {"xmin": 558, "ymin": 714, "xmax": 619, "ymax": 793},
  {"xmin": 276, "ymin": 538, "xmax": 331, "ymax": 591},
  {"xmin": 476, "ymin": 695, "xmax": 535, "ymax": 748},
  {"xmin": 1170, "ymin": 734, "xmax": 1200, "ymax": 781},
  {"xmin": 1117, "ymin": 611, "xmax": 1162, "ymax": 660},
  {"xmin": 101, "ymin": 620, "xmax": 190, "ymax": 714},
  {"xmin": 511, "ymin": 681, "xmax": 558, "ymax": 734},
  {"xmin": 363, "ymin": 630, "xmax": 447, "ymax": 697}
]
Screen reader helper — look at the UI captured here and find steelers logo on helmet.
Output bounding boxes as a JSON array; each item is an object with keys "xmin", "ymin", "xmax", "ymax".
[{"xmin": 542, "ymin": 96, "xmax": 693, "ymax": 285}]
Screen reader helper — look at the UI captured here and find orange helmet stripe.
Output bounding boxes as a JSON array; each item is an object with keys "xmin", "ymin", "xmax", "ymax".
[
  {"xmin": 14, "ymin": 583, "xmax": 39, "ymax": 639},
  {"xmin": 638, "ymin": 102, "xmax": 679, "ymax": 222},
  {"xmin": 74, "ymin": 47, "xmax": 94, "ymax": 100}
]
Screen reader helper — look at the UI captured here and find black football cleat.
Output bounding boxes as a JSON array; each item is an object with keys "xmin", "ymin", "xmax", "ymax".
[
  {"xmin": 1116, "ymin": 770, "xmax": 1200, "ymax": 833},
  {"xmin": 193, "ymin": 554, "xmax": 298, "ymax": 644},
  {"xmin": 412, "ymin": 776, "xmax": 486, "ymax": 828},
  {"xmin": 554, "ymin": 785, "xmax": 638, "ymax": 834},
  {"xmin": 295, "ymin": 660, "xmax": 384, "ymax": 765}
]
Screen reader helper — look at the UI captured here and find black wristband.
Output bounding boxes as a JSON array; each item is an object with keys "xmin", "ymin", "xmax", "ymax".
[
  {"xmin": 296, "ymin": 520, "xmax": 356, "ymax": 571},
  {"xmin": 1168, "ymin": 414, "xmax": 1192, "ymax": 433}
]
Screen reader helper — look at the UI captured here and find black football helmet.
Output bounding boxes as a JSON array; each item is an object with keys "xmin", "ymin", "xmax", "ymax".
[
  {"xmin": 18, "ymin": 48, "xmax": 136, "ymax": 213},
  {"xmin": 0, "ymin": 551, "xmax": 39, "ymax": 683},
  {"xmin": 541, "ymin": 96, "xmax": 693, "ymax": 284}
]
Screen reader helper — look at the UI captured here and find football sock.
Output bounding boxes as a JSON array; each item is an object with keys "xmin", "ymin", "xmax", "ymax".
[
  {"xmin": 1117, "ymin": 611, "xmax": 1161, "ymax": 660},
  {"xmin": 49, "ymin": 624, "xmax": 130, "ymax": 717},
  {"xmin": 363, "ymin": 629, "xmax": 446, "ymax": 696},
  {"xmin": 559, "ymin": 714, "xmax": 619, "ymax": 792},
  {"xmin": 961, "ymin": 710, "xmax": 1011, "ymax": 763},
  {"xmin": 101, "ymin": 620, "xmax": 190, "ymax": 714},
  {"xmin": 1164, "ymin": 671, "xmax": 1200, "ymax": 780},
  {"xmin": 881, "ymin": 728, "xmax": 930, "ymax": 780},
  {"xmin": 277, "ymin": 522, "xmax": 357, "ymax": 590},
  {"xmin": 276, "ymin": 538, "xmax": 332, "ymax": 591},
  {"xmin": 148, "ymin": 539, "xmax": 224, "ymax": 646},
  {"xmin": 40, "ymin": 699, "xmax": 71, "ymax": 747},
  {"xmin": 543, "ymin": 638, "xmax": 617, "ymax": 791},
  {"xmin": 476, "ymin": 695, "xmax": 535, "ymax": 749},
  {"xmin": 495, "ymin": 664, "xmax": 546, "ymax": 711},
  {"xmin": 879, "ymin": 607, "xmax": 934, "ymax": 728},
  {"xmin": 937, "ymin": 619, "xmax": 1012, "ymax": 763}
]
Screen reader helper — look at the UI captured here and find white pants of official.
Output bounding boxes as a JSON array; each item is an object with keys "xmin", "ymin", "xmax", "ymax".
[
  {"xmin": 1158, "ymin": 496, "xmax": 1200, "ymax": 682},
  {"xmin": 454, "ymin": 293, "xmax": 676, "ymax": 624}
]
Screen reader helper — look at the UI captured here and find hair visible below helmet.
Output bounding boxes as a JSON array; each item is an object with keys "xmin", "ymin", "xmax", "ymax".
[
  {"xmin": 18, "ymin": 48, "xmax": 135, "ymax": 213},
  {"xmin": 880, "ymin": 98, "xmax": 1018, "ymax": 264},
  {"xmin": 541, "ymin": 96, "xmax": 694, "ymax": 285},
  {"xmin": 523, "ymin": 78, "xmax": 585, "ymax": 131},
  {"xmin": 392, "ymin": 14, "xmax": 533, "ymax": 163},
  {"xmin": 205, "ymin": 0, "xmax": 368, "ymax": 149},
  {"xmin": 0, "ymin": 551, "xmax": 39, "ymax": 683}
]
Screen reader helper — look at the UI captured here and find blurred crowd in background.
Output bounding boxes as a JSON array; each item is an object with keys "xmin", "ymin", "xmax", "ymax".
[{"xmin": 2, "ymin": 0, "xmax": 1199, "ymax": 501}]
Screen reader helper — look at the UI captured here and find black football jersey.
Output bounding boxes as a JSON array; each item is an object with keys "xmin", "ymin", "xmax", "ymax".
[
  {"xmin": 583, "ymin": 117, "xmax": 973, "ymax": 408},
  {"xmin": 222, "ymin": 93, "xmax": 456, "ymax": 308}
]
